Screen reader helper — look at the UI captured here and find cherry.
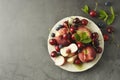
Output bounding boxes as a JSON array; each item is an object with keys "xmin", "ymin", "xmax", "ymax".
[
  {"xmin": 63, "ymin": 34, "xmax": 68, "ymax": 40},
  {"xmin": 81, "ymin": 19, "xmax": 88, "ymax": 25},
  {"xmin": 89, "ymin": 10, "xmax": 97, "ymax": 17},
  {"xmin": 70, "ymin": 27, "xmax": 75, "ymax": 33},
  {"xmin": 74, "ymin": 58, "xmax": 81, "ymax": 64},
  {"xmin": 103, "ymin": 34, "xmax": 109, "ymax": 41},
  {"xmin": 55, "ymin": 45, "xmax": 60, "ymax": 52},
  {"xmin": 71, "ymin": 34, "xmax": 75, "ymax": 40},
  {"xmin": 91, "ymin": 32, "xmax": 99, "ymax": 40},
  {"xmin": 73, "ymin": 18, "xmax": 81, "ymax": 24},
  {"xmin": 92, "ymin": 39, "xmax": 99, "ymax": 47},
  {"xmin": 49, "ymin": 39, "xmax": 57, "ymax": 45},
  {"xmin": 96, "ymin": 47, "xmax": 102, "ymax": 53},
  {"xmin": 77, "ymin": 42, "xmax": 85, "ymax": 49},
  {"xmin": 106, "ymin": 26, "xmax": 114, "ymax": 33},
  {"xmin": 50, "ymin": 51, "xmax": 58, "ymax": 57}
]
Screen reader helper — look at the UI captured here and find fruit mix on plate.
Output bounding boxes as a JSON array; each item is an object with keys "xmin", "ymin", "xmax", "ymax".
[{"xmin": 49, "ymin": 17, "xmax": 102, "ymax": 66}]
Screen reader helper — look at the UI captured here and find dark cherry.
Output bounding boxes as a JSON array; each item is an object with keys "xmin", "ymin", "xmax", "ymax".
[
  {"xmin": 70, "ymin": 27, "xmax": 75, "ymax": 33},
  {"xmin": 74, "ymin": 58, "xmax": 81, "ymax": 64},
  {"xmin": 91, "ymin": 32, "xmax": 99, "ymax": 40},
  {"xmin": 55, "ymin": 45, "xmax": 60, "ymax": 52},
  {"xmin": 73, "ymin": 18, "xmax": 81, "ymax": 24},
  {"xmin": 50, "ymin": 51, "xmax": 58, "ymax": 57},
  {"xmin": 106, "ymin": 26, "xmax": 114, "ymax": 33},
  {"xmin": 103, "ymin": 34, "xmax": 109, "ymax": 41},
  {"xmin": 92, "ymin": 39, "xmax": 99, "ymax": 47},
  {"xmin": 96, "ymin": 47, "xmax": 102, "ymax": 53},
  {"xmin": 77, "ymin": 42, "xmax": 85, "ymax": 49},
  {"xmin": 89, "ymin": 10, "xmax": 97, "ymax": 17},
  {"xmin": 49, "ymin": 39, "xmax": 57, "ymax": 45},
  {"xmin": 81, "ymin": 19, "xmax": 88, "ymax": 25},
  {"xmin": 63, "ymin": 34, "xmax": 68, "ymax": 40},
  {"xmin": 71, "ymin": 34, "xmax": 75, "ymax": 40}
]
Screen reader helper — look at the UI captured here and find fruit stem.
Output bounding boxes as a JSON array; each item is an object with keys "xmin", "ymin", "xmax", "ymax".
[{"xmin": 94, "ymin": 0, "xmax": 98, "ymax": 11}]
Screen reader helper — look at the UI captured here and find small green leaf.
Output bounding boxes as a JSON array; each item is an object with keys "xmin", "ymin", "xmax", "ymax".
[
  {"xmin": 81, "ymin": 37, "xmax": 92, "ymax": 43},
  {"xmin": 107, "ymin": 6, "xmax": 115, "ymax": 25},
  {"xmin": 99, "ymin": 10, "xmax": 108, "ymax": 21},
  {"xmin": 74, "ymin": 33, "xmax": 80, "ymax": 41},
  {"xmin": 107, "ymin": 15, "xmax": 114, "ymax": 25},
  {"xmin": 80, "ymin": 32, "xmax": 88, "ymax": 40},
  {"xmin": 81, "ymin": 5, "xmax": 89, "ymax": 14}
]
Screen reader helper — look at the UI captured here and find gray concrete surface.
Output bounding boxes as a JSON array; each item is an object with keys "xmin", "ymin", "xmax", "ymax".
[{"xmin": 0, "ymin": 0, "xmax": 120, "ymax": 80}]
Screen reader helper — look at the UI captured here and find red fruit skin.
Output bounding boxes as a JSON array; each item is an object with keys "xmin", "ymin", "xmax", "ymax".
[
  {"xmin": 106, "ymin": 26, "xmax": 114, "ymax": 33},
  {"xmin": 58, "ymin": 28, "xmax": 68, "ymax": 36},
  {"xmin": 77, "ymin": 42, "xmax": 85, "ymax": 49},
  {"xmin": 49, "ymin": 39, "xmax": 57, "ymax": 45},
  {"xmin": 70, "ymin": 27, "xmax": 75, "ymax": 33},
  {"xmin": 78, "ymin": 46, "xmax": 96, "ymax": 62},
  {"xmin": 96, "ymin": 47, "xmax": 102, "ymax": 53},
  {"xmin": 103, "ymin": 34, "xmax": 109, "ymax": 41},
  {"xmin": 55, "ymin": 46, "xmax": 60, "ymax": 52},
  {"xmin": 74, "ymin": 58, "xmax": 82, "ymax": 64},
  {"xmin": 54, "ymin": 36, "xmax": 71, "ymax": 46},
  {"xmin": 63, "ymin": 34, "xmax": 68, "ymax": 40},
  {"xmin": 89, "ymin": 10, "xmax": 97, "ymax": 17},
  {"xmin": 71, "ymin": 34, "xmax": 75, "ymax": 40},
  {"xmin": 81, "ymin": 19, "xmax": 88, "ymax": 25},
  {"xmin": 50, "ymin": 51, "xmax": 57, "ymax": 57}
]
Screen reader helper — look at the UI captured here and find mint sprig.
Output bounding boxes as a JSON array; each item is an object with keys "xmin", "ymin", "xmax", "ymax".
[
  {"xmin": 99, "ymin": 10, "xmax": 108, "ymax": 21},
  {"xmin": 81, "ymin": 5, "xmax": 89, "ymax": 14},
  {"xmin": 107, "ymin": 7, "xmax": 115, "ymax": 25},
  {"xmin": 74, "ymin": 32, "xmax": 92, "ymax": 44}
]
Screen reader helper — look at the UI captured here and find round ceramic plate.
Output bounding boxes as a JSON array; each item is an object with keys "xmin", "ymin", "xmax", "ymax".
[{"xmin": 48, "ymin": 16, "xmax": 104, "ymax": 72}]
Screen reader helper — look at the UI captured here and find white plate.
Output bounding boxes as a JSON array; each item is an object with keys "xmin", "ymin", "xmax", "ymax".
[{"xmin": 48, "ymin": 16, "xmax": 104, "ymax": 72}]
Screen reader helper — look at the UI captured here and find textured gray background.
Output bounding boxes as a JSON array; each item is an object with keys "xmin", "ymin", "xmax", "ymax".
[{"xmin": 0, "ymin": 0, "xmax": 120, "ymax": 80}]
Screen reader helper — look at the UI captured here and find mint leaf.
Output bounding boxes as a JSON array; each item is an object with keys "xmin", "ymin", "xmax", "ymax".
[
  {"xmin": 107, "ymin": 6, "xmax": 115, "ymax": 25},
  {"xmin": 81, "ymin": 37, "xmax": 92, "ymax": 43},
  {"xmin": 74, "ymin": 33, "xmax": 80, "ymax": 41},
  {"xmin": 99, "ymin": 10, "xmax": 108, "ymax": 21},
  {"xmin": 82, "ymin": 5, "xmax": 89, "ymax": 14},
  {"xmin": 80, "ymin": 32, "xmax": 88, "ymax": 41},
  {"xmin": 107, "ymin": 15, "xmax": 114, "ymax": 25}
]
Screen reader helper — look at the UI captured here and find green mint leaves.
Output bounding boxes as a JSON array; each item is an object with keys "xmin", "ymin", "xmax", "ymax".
[
  {"xmin": 99, "ymin": 6, "xmax": 115, "ymax": 25},
  {"xmin": 81, "ymin": 5, "xmax": 89, "ymax": 14},
  {"xmin": 106, "ymin": 7, "xmax": 115, "ymax": 25},
  {"xmin": 99, "ymin": 10, "xmax": 108, "ymax": 21},
  {"xmin": 81, "ymin": 4, "xmax": 116, "ymax": 25},
  {"xmin": 74, "ymin": 32, "xmax": 92, "ymax": 44}
]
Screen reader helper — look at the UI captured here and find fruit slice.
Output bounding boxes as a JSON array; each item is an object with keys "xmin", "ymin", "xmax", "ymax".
[
  {"xmin": 67, "ymin": 55, "xmax": 77, "ymax": 63},
  {"xmin": 54, "ymin": 36, "xmax": 71, "ymax": 46},
  {"xmin": 60, "ymin": 43, "xmax": 78, "ymax": 57},
  {"xmin": 78, "ymin": 46, "xmax": 96, "ymax": 62},
  {"xmin": 55, "ymin": 56, "xmax": 66, "ymax": 66}
]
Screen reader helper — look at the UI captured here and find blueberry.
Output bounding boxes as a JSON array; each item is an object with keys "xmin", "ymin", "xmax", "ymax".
[
  {"xmin": 97, "ymin": 22, "xmax": 106, "ymax": 28},
  {"xmin": 105, "ymin": 1, "xmax": 111, "ymax": 6},
  {"xmin": 56, "ymin": 25, "xmax": 63, "ymax": 31},
  {"xmin": 51, "ymin": 33, "xmax": 55, "ymax": 37},
  {"xmin": 77, "ymin": 49, "xmax": 81, "ymax": 53},
  {"xmin": 59, "ymin": 45, "xmax": 63, "ymax": 49}
]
